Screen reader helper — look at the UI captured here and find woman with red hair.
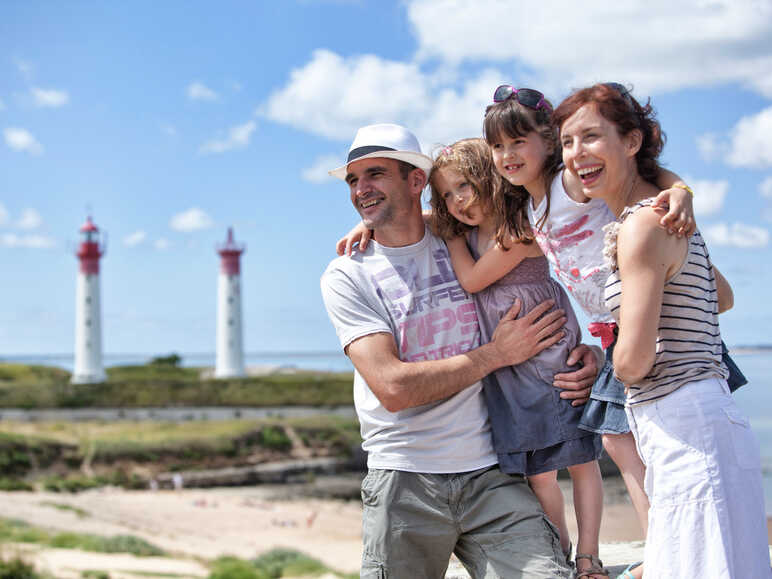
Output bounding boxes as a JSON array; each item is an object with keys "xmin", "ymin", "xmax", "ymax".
[{"xmin": 555, "ymin": 84, "xmax": 770, "ymax": 578}]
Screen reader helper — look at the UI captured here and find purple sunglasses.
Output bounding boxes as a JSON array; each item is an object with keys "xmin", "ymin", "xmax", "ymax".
[{"xmin": 492, "ymin": 85, "xmax": 552, "ymax": 113}]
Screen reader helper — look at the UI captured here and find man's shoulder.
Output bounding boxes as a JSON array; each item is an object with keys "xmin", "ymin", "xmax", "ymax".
[{"xmin": 322, "ymin": 246, "xmax": 372, "ymax": 279}]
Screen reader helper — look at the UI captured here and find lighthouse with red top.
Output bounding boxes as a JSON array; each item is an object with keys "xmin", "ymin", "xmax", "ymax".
[
  {"xmin": 215, "ymin": 227, "xmax": 246, "ymax": 378},
  {"xmin": 72, "ymin": 216, "xmax": 107, "ymax": 384}
]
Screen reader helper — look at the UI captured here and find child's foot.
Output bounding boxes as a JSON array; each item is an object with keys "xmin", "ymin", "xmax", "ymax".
[
  {"xmin": 575, "ymin": 553, "xmax": 609, "ymax": 579},
  {"xmin": 616, "ymin": 561, "xmax": 643, "ymax": 579}
]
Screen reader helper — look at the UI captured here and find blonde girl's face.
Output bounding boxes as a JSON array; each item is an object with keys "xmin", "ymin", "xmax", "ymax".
[
  {"xmin": 432, "ymin": 166, "xmax": 486, "ymax": 227},
  {"xmin": 489, "ymin": 131, "xmax": 550, "ymax": 193}
]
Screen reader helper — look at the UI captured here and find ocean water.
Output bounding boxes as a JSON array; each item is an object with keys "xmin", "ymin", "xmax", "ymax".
[{"xmin": 727, "ymin": 352, "xmax": 772, "ymax": 515}]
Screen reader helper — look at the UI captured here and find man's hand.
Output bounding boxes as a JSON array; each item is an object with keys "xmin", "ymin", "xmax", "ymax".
[
  {"xmin": 552, "ymin": 344, "xmax": 603, "ymax": 406},
  {"xmin": 490, "ymin": 299, "xmax": 566, "ymax": 367}
]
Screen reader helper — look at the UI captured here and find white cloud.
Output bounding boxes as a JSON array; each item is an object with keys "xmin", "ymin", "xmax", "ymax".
[
  {"xmin": 760, "ymin": 176, "xmax": 772, "ymax": 199},
  {"xmin": 703, "ymin": 222, "xmax": 769, "ymax": 249},
  {"xmin": 31, "ymin": 87, "xmax": 69, "ymax": 108},
  {"xmin": 407, "ymin": 0, "xmax": 772, "ymax": 97},
  {"xmin": 262, "ymin": 49, "xmax": 430, "ymax": 141},
  {"xmin": 0, "ymin": 233, "xmax": 56, "ymax": 249},
  {"xmin": 154, "ymin": 237, "xmax": 171, "ymax": 250},
  {"xmin": 170, "ymin": 207, "xmax": 214, "ymax": 232},
  {"xmin": 16, "ymin": 208, "xmax": 42, "ymax": 230},
  {"xmin": 696, "ymin": 133, "xmax": 727, "ymax": 162},
  {"xmin": 199, "ymin": 120, "xmax": 256, "ymax": 154},
  {"xmin": 726, "ymin": 106, "xmax": 772, "ymax": 168},
  {"xmin": 187, "ymin": 82, "xmax": 219, "ymax": 101},
  {"xmin": 302, "ymin": 154, "xmax": 342, "ymax": 184},
  {"xmin": 3, "ymin": 128, "xmax": 43, "ymax": 155},
  {"xmin": 0, "ymin": 203, "xmax": 8, "ymax": 226},
  {"xmin": 685, "ymin": 178, "xmax": 729, "ymax": 217},
  {"xmin": 123, "ymin": 230, "xmax": 147, "ymax": 247},
  {"xmin": 261, "ymin": 49, "xmax": 501, "ymax": 145}
]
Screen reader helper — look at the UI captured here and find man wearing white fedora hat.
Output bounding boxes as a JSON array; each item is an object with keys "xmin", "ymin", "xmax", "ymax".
[{"xmin": 321, "ymin": 124, "xmax": 598, "ymax": 578}]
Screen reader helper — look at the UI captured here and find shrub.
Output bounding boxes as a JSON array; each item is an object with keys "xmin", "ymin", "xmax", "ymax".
[
  {"xmin": 0, "ymin": 557, "xmax": 40, "ymax": 579},
  {"xmin": 252, "ymin": 548, "xmax": 327, "ymax": 578},
  {"xmin": 0, "ymin": 478, "xmax": 33, "ymax": 491},
  {"xmin": 208, "ymin": 556, "xmax": 268, "ymax": 579},
  {"xmin": 258, "ymin": 427, "xmax": 291, "ymax": 451}
]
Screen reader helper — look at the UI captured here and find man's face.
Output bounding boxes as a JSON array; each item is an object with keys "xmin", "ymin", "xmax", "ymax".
[{"xmin": 345, "ymin": 157, "xmax": 416, "ymax": 231}]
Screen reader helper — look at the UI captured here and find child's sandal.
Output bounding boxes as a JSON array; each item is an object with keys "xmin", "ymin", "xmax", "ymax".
[
  {"xmin": 575, "ymin": 553, "xmax": 609, "ymax": 579},
  {"xmin": 615, "ymin": 561, "xmax": 641, "ymax": 579}
]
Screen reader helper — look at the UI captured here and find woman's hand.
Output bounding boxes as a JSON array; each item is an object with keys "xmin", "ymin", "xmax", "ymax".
[{"xmin": 336, "ymin": 221, "xmax": 372, "ymax": 256}]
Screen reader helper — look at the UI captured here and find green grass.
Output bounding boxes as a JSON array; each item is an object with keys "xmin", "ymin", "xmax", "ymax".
[
  {"xmin": 0, "ymin": 367, "xmax": 354, "ymax": 408},
  {"xmin": 39, "ymin": 501, "xmax": 90, "ymax": 518},
  {"xmin": 0, "ymin": 363, "xmax": 70, "ymax": 384},
  {"xmin": 0, "ymin": 518, "xmax": 164, "ymax": 557},
  {"xmin": 0, "ymin": 478, "xmax": 33, "ymax": 491},
  {"xmin": 252, "ymin": 548, "xmax": 328, "ymax": 577},
  {"xmin": 208, "ymin": 549, "xmax": 343, "ymax": 579},
  {"xmin": 0, "ymin": 416, "xmax": 359, "ymax": 461},
  {"xmin": 0, "ymin": 415, "xmax": 361, "ymax": 490},
  {"xmin": 0, "ymin": 557, "xmax": 42, "ymax": 579}
]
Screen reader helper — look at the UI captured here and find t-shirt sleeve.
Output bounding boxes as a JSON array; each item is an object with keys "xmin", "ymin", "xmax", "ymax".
[{"xmin": 320, "ymin": 264, "xmax": 393, "ymax": 351}]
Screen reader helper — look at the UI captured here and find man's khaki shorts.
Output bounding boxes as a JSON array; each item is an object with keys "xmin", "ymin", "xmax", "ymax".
[{"xmin": 360, "ymin": 465, "xmax": 571, "ymax": 578}]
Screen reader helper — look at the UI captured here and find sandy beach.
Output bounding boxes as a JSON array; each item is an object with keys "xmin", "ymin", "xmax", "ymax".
[{"xmin": 1, "ymin": 476, "xmax": 770, "ymax": 577}]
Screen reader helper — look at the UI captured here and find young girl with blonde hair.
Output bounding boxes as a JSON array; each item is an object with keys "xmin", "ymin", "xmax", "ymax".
[{"xmin": 428, "ymin": 137, "xmax": 606, "ymax": 579}]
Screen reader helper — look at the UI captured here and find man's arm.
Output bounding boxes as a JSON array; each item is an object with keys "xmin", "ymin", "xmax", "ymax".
[{"xmin": 347, "ymin": 299, "xmax": 567, "ymax": 412}]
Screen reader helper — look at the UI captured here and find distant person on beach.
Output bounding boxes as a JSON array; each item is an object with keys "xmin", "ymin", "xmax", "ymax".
[
  {"xmin": 555, "ymin": 83, "xmax": 771, "ymax": 578},
  {"xmin": 321, "ymin": 123, "xmax": 603, "ymax": 578}
]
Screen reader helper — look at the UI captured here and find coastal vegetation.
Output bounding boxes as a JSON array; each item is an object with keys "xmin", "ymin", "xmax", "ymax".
[
  {"xmin": 0, "ymin": 362, "xmax": 354, "ymax": 408},
  {"xmin": 0, "ymin": 518, "xmax": 356, "ymax": 578},
  {"xmin": 0, "ymin": 416, "xmax": 362, "ymax": 491},
  {"xmin": 0, "ymin": 517, "xmax": 164, "ymax": 556}
]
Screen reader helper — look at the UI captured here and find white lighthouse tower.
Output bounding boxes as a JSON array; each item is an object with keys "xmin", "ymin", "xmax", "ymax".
[
  {"xmin": 215, "ymin": 227, "xmax": 246, "ymax": 378},
  {"xmin": 72, "ymin": 216, "xmax": 107, "ymax": 384}
]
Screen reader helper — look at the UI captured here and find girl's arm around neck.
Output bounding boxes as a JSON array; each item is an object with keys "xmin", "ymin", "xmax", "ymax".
[
  {"xmin": 612, "ymin": 207, "xmax": 687, "ymax": 385},
  {"xmin": 446, "ymin": 233, "xmax": 541, "ymax": 294},
  {"xmin": 651, "ymin": 168, "xmax": 696, "ymax": 237}
]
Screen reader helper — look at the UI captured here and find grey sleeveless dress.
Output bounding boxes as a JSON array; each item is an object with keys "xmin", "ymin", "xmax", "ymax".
[{"xmin": 468, "ymin": 230, "xmax": 601, "ymax": 475}]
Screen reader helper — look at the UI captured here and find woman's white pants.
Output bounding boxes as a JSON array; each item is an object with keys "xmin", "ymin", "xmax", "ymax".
[{"xmin": 626, "ymin": 377, "xmax": 771, "ymax": 578}]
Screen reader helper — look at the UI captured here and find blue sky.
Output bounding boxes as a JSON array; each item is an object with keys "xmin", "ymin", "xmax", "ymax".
[{"xmin": 1, "ymin": 0, "xmax": 771, "ymax": 359}]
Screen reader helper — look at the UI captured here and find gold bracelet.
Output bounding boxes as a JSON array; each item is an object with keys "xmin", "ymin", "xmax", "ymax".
[{"xmin": 672, "ymin": 183, "xmax": 694, "ymax": 196}]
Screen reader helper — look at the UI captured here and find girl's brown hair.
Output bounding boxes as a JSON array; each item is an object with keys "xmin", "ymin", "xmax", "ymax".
[
  {"xmin": 429, "ymin": 138, "xmax": 532, "ymax": 248},
  {"xmin": 483, "ymin": 96, "xmax": 561, "ymax": 233}
]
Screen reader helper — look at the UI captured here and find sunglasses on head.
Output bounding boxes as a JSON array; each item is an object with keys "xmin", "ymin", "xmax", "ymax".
[
  {"xmin": 492, "ymin": 85, "xmax": 552, "ymax": 113},
  {"xmin": 604, "ymin": 82, "xmax": 635, "ymax": 109}
]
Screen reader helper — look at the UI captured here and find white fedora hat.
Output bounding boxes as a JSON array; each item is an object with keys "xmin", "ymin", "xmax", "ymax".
[{"xmin": 329, "ymin": 123, "xmax": 433, "ymax": 180}]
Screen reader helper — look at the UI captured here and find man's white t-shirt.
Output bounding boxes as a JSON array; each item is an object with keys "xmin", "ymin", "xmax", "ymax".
[{"xmin": 320, "ymin": 228, "xmax": 497, "ymax": 473}]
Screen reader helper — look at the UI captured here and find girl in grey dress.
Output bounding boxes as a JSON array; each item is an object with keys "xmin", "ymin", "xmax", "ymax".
[{"xmin": 429, "ymin": 137, "xmax": 604, "ymax": 578}]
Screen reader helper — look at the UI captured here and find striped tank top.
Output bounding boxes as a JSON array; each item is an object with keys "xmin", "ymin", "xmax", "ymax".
[{"xmin": 603, "ymin": 199, "xmax": 728, "ymax": 406}]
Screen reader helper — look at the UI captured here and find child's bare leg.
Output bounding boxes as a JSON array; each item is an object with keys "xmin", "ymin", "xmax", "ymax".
[
  {"xmin": 602, "ymin": 432, "xmax": 648, "ymax": 534},
  {"xmin": 527, "ymin": 470, "xmax": 570, "ymax": 554},
  {"xmin": 603, "ymin": 432, "xmax": 647, "ymax": 579},
  {"xmin": 567, "ymin": 460, "xmax": 604, "ymax": 577}
]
